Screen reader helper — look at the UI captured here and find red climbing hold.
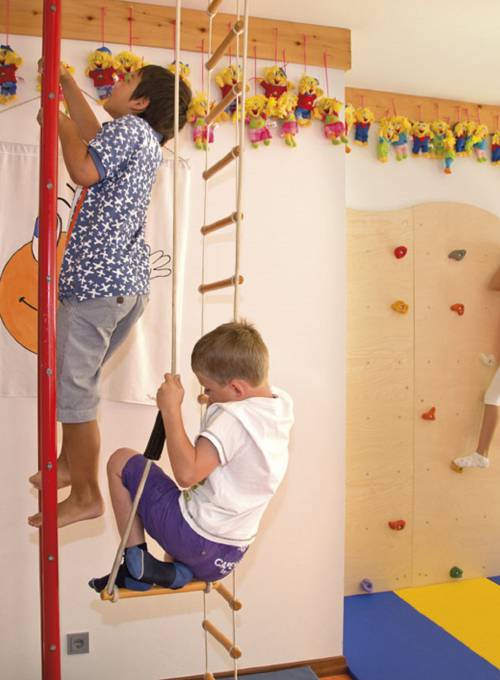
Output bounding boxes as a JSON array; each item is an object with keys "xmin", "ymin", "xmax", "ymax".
[
  {"xmin": 394, "ymin": 246, "xmax": 407, "ymax": 259},
  {"xmin": 450, "ymin": 303, "xmax": 464, "ymax": 316},
  {"xmin": 388, "ymin": 520, "xmax": 406, "ymax": 531},
  {"xmin": 422, "ymin": 407, "xmax": 436, "ymax": 421}
]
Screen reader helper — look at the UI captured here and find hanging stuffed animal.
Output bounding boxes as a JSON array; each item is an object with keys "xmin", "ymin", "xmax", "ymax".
[
  {"xmin": 454, "ymin": 121, "xmax": 469, "ymax": 156},
  {"xmin": 344, "ymin": 104, "xmax": 356, "ymax": 153},
  {"xmin": 259, "ymin": 65, "xmax": 293, "ymax": 100},
  {"xmin": 186, "ymin": 92, "xmax": 218, "ymax": 150},
  {"xmin": 86, "ymin": 46, "xmax": 118, "ymax": 101},
  {"xmin": 244, "ymin": 94, "xmax": 274, "ymax": 148},
  {"xmin": 491, "ymin": 132, "xmax": 500, "ymax": 165},
  {"xmin": 295, "ymin": 75, "xmax": 323, "ymax": 126},
  {"xmin": 37, "ymin": 61, "xmax": 75, "ymax": 115},
  {"xmin": 215, "ymin": 64, "xmax": 242, "ymax": 120},
  {"xmin": 411, "ymin": 121, "xmax": 433, "ymax": 157},
  {"xmin": 313, "ymin": 97, "xmax": 349, "ymax": 147},
  {"xmin": 468, "ymin": 123, "xmax": 489, "ymax": 162},
  {"xmin": 390, "ymin": 115, "xmax": 411, "ymax": 160},
  {"xmin": 353, "ymin": 107, "xmax": 374, "ymax": 146},
  {"xmin": 115, "ymin": 50, "xmax": 145, "ymax": 81},
  {"xmin": 167, "ymin": 60, "xmax": 191, "ymax": 88},
  {"xmin": 431, "ymin": 120, "xmax": 455, "ymax": 174},
  {"xmin": 272, "ymin": 92, "xmax": 299, "ymax": 147},
  {"xmin": 377, "ymin": 118, "xmax": 396, "ymax": 162},
  {"xmin": 458, "ymin": 121, "xmax": 478, "ymax": 157},
  {"xmin": 0, "ymin": 44, "xmax": 23, "ymax": 104}
]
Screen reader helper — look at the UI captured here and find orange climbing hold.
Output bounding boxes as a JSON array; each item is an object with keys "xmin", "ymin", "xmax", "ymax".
[
  {"xmin": 450, "ymin": 303, "xmax": 464, "ymax": 316},
  {"xmin": 422, "ymin": 407, "xmax": 436, "ymax": 421},
  {"xmin": 388, "ymin": 520, "xmax": 406, "ymax": 531},
  {"xmin": 391, "ymin": 300, "xmax": 409, "ymax": 314}
]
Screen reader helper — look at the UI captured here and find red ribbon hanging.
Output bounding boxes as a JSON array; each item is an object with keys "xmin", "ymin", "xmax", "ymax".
[
  {"xmin": 5, "ymin": 0, "xmax": 10, "ymax": 45},
  {"xmin": 128, "ymin": 6, "xmax": 133, "ymax": 51},
  {"xmin": 323, "ymin": 52, "xmax": 329, "ymax": 97},
  {"xmin": 303, "ymin": 34, "xmax": 307, "ymax": 71},
  {"xmin": 200, "ymin": 39, "xmax": 205, "ymax": 93},
  {"xmin": 100, "ymin": 7, "xmax": 106, "ymax": 47},
  {"xmin": 253, "ymin": 45, "xmax": 257, "ymax": 95},
  {"xmin": 274, "ymin": 27, "xmax": 278, "ymax": 64},
  {"xmin": 227, "ymin": 22, "xmax": 232, "ymax": 64}
]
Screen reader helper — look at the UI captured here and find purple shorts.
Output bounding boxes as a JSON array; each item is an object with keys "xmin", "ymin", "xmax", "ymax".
[{"xmin": 122, "ymin": 454, "xmax": 248, "ymax": 581}]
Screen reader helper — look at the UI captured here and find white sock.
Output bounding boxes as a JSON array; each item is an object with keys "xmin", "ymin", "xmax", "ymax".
[{"xmin": 453, "ymin": 452, "xmax": 490, "ymax": 469}]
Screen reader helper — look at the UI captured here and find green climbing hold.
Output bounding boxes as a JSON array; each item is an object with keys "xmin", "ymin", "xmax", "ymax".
[{"xmin": 449, "ymin": 566, "xmax": 463, "ymax": 579}]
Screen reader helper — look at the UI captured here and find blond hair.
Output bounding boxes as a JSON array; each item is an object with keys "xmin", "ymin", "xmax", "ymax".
[{"xmin": 191, "ymin": 321, "xmax": 269, "ymax": 386}]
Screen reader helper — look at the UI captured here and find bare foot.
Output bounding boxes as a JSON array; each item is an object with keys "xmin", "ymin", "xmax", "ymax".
[
  {"xmin": 29, "ymin": 461, "xmax": 71, "ymax": 490},
  {"xmin": 28, "ymin": 493, "xmax": 104, "ymax": 528}
]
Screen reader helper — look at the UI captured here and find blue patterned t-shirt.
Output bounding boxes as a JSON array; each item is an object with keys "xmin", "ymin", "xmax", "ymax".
[{"xmin": 58, "ymin": 114, "xmax": 163, "ymax": 301}]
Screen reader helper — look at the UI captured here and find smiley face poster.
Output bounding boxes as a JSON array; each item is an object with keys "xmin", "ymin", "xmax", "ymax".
[{"xmin": 0, "ymin": 142, "xmax": 189, "ymax": 404}]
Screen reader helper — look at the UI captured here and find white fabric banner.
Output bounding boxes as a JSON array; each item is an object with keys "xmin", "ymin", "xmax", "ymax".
[{"xmin": 0, "ymin": 140, "xmax": 190, "ymax": 405}]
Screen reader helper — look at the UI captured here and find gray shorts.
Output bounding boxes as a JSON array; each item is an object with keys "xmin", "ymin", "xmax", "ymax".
[{"xmin": 56, "ymin": 295, "xmax": 148, "ymax": 423}]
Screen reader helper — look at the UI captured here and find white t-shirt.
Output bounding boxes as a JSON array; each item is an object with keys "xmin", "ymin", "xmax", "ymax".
[{"xmin": 178, "ymin": 387, "xmax": 294, "ymax": 547}]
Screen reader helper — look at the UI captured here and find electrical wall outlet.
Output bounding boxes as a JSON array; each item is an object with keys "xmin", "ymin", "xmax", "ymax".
[{"xmin": 67, "ymin": 632, "xmax": 90, "ymax": 655}]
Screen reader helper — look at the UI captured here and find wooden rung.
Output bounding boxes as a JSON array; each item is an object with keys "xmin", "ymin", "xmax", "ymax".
[
  {"xmin": 206, "ymin": 20, "xmax": 245, "ymax": 71},
  {"xmin": 198, "ymin": 275, "xmax": 244, "ymax": 294},
  {"xmin": 202, "ymin": 619, "xmax": 242, "ymax": 659},
  {"xmin": 213, "ymin": 581, "xmax": 243, "ymax": 611},
  {"xmin": 203, "ymin": 146, "xmax": 240, "ymax": 180},
  {"xmin": 100, "ymin": 580, "xmax": 210, "ymax": 601},
  {"xmin": 205, "ymin": 82, "xmax": 244, "ymax": 125},
  {"xmin": 207, "ymin": 0, "xmax": 224, "ymax": 18},
  {"xmin": 201, "ymin": 212, "xmax": 243, "ymax": 235}
]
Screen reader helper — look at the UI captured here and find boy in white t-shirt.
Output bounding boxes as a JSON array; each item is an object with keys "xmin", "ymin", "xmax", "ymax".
[{"xmin": 90, "ymin": 321, "xmax": 294, "ymax": 591}]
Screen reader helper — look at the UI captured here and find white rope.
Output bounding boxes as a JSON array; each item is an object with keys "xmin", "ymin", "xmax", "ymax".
[{"xmin": 105, "ymin": 0, "xmax": 183, "ymax": 597}]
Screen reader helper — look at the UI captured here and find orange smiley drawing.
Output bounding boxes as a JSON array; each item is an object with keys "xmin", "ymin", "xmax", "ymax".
[{"xmin": 0, "ymin": 194, "xmax": 71, "ymax": 353}]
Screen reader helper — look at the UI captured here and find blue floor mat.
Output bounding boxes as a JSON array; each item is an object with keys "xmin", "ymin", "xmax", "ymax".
[{"xmin": 344, "ymin": 591, "xmax": 500, "ymax": 680}]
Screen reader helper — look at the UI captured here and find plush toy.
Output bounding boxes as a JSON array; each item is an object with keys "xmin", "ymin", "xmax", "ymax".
[
  {"xmin": 115, "ymin": 51, "xmax": 144, "ymax": 81},
  {"xmin": 390, "ymin": 115, "xmax": 411, "ymax": 160},
  {"xmin": 186, "ymin": 92, "xmax": 218, "ymax": 150},
  {"xmin": 353, "ymin": 107, "xmax": 374, "ymax": 146},
  {"xmin": 313, "ymin": 97, "xmax": 349, "ymax": 147},
  {"xmin": 411, "ymin": 121, "xmax": 433, "ymax": 157},
  {"xmin": 244, "ymin": 95, "xmax": 274, "ymax": 148},
  {"xmin": 491, "ymin": 132, "xmax": 500, "ymax": 165},
  {"xmin": 259, "ymin": 65, "xmax": 293, "ymax": 100},
  {"xmin": 468, "ymin": 123, "xmax": 489, "ymax": 162},
  {"xmin": 377, "ymin": 118, "xmax": 396, "ymax": 163},
  {"xmin": 86, "ymin": 46, "xmax": 118, "ymax": 101},
  {"xmin": 0, "ymin": 44, "xmax": 23, "ymax": 104},
  {"xmin": 215, "ymin": 64, "xmax": 242, "ymax": 119},
  {"xmin": 344, "ymin": 104, "xmax": 356, "ymax": 153},
  {"xmin": 167, "ymin": 60, "xmax": 191, "ymax": 88},
  {"xmin": 454, "ymin": 121, "xmax": 473, "ymax": 157},
  {"xmin": 37, "ymin": 61, "xmax": 75, "ymax": 114},
  {"xmin": 272, "ymin": 92, "xmax": 299, "ymax": 147},
  {"xmin": 431, "ymin": 120, "xmax": 455, "ymax": 174},
  {"xmin": 295, "ymin": 75, "xmax": 323, "ymax": 126}
]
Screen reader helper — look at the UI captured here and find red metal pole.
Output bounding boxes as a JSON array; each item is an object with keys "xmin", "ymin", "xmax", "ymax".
[{"xmin": 38, "ymin": 1, "xmax": 61, "ymax": 679}]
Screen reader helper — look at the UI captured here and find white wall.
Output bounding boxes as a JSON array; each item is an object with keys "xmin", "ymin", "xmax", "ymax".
[{"xmin": 0, "ymin": 35, "xmax": 346, "ymax": 679}]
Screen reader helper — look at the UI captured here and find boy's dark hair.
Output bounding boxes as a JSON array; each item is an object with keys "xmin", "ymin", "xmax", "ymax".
[
  {"xmin": 132, "ymin": 65, "xmax": 192, "ymax": 146},
  {"xmin": 191, "ymin": 321, "xmax": 269, "ymax": 386}
]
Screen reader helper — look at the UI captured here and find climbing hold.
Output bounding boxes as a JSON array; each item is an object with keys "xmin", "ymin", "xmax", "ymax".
[
  {"xmin": 391, "ymin": 300, "xmax": 409, "ymax": 314},
  {"xmin": 449, "ymin": 566, "xmax": 463, "ymax": 579},
  {"xmin": 360, "ymin": 578, "xmax": 374, "ymax": 593},
  {"xmin": 480, "ymin": 353, "xmax": 496, "ymax": 367},
  {"xmin": 450, "ymin": 303, "xmax": 464, "ymax": 316},
  {"xmin": 394, "ymin": 246, "xmax": 408, "ymax": 259},
  {"xmin": 448, "ymin": 249, "xmax": 467, "ymax": 261},
  {"xmin": 388, "ymin": 520, "xmax": 406, "ymax": 531},
  {"xmin": 422, "ymin": 407, "xmax": 436, "ymax": 421}
]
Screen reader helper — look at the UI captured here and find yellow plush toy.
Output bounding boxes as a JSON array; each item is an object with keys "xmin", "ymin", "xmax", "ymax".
[
  {"xmin": 244, "ymin": 94, "xmax": 275, "ymax": 148},
  {"xmin": 187, "ymin": 92, "xmax": 222, "ymax": 150},
  {"xmin": 430, "ymin": 120, "xmax": 455, "ymax": 173},
  {"xmin": 344, "ymin": 104, "xmax": 356, "ymax": 153},
  {"xmin": 86, "ymin": 46, "xmax": 118, "ymax": 101},
  {"xmin": 215, "ymin": 64, "xmax": 242, "ymax": 119},
  {"xmin": 491, "ymin": 131, "xmax": 500, "ymax": 165},
  {"xmin": 167, "ymin": 60, "xmax": 191, "ymax": 88},
  {"xmin": 313, "ymin": 97, "xmax": 349, "ymax": 147},
  {"xmin": 390, "ymin": 115, "xmax": 411, "ymax": 160},
  {"xmin": 0, "ymin": 44, "xmax": 23, "ymax": 104},
  {"xmin": 259, "ymin": 65, "xmax": 294, "ymax": 100},
  {"xmin": 115, "ymin": 51, "xmax": 145, "ymax": 81},
  {"xmin": 353, "ymin": 107, "xmax": 374, "ymax": 146},
  {"xmin": 272, "ymin": 92, "xmax": 299, "ymax": 147},
  {"xmin": 295, "ymin": 75, "xmax": 323, "ymax": 126},
  {"xmin": 454, "ymin": 121, "xmax": 475, "ymax": 157},
  {"xmin": 377, "ymin": 118, "xmax": 396, "ymax": 163},
  {"xmin": 468, "ymin": 123, "xmax": 489, "ymax": 162},
  {"xmin": 411, "ymin": 121, "xmax": 433, "ymax": 157}
]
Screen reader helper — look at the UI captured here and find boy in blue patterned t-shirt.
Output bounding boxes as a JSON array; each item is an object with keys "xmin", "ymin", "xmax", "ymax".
[{"xmin": 29, "ymin": 64, "xmax": 191, "ymax": 528}]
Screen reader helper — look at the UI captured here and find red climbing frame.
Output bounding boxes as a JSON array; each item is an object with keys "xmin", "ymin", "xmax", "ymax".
[{"xmin": 38, "ymin": 1, "xmax": 61, "ymax": 678}]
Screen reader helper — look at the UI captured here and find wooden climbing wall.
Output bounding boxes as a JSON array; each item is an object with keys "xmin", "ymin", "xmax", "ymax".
[{"xmin": 346, "ymin": 203, "xmax": 500, "ymax": 595}]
